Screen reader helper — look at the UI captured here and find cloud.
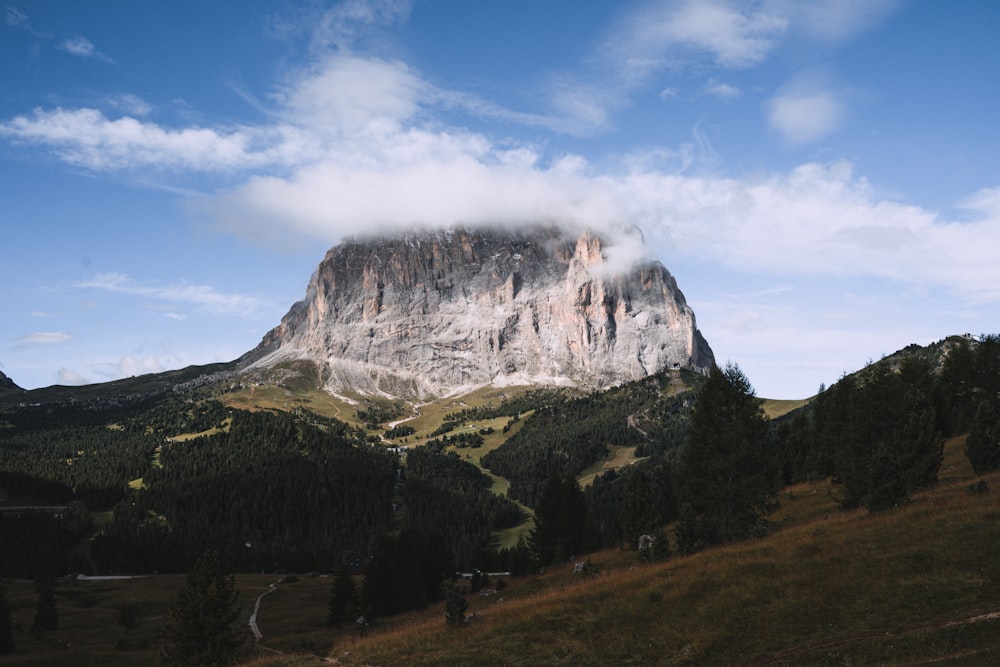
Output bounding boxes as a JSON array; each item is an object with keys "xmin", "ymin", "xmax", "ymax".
[
  {"xmin": 269, "ymin": 0, "xmax": 412, "ymax": 53},
  {"xmin": 78, "ymin": 273, "xmax": 262, "ymax": 317},
  {"xmin": 622, "ymin": 160, "xmax": 1000, "ymax": 303},
  {"xmin": 17, "ymin": 332, "xmax": 71, "ymax": 344},
  {"xmin": 5, "ymin": 6, "xmax": 28, "ymax": 27},
  {"xmin": 782, "ymin": 0, "xmax": 901, "ymax": 43},
  {"xmin": 275, "ymin": 54, "xmax": 423, "ymax": 133},
  {"xmin": 57, "ymin": 368, "xmax": 89, "ymax": 385},
  {"xmin": 703, "ymin": 79, "xmax": 740, "ymax": 101},
  {"xmin": 107, "ymin": 93, "xmax": 153, "ymax": 117},
  {"xmin": 765, "ymin": 81, "xmax": 844, "ymax": 145},
  {"xmin": 0, "ymin": 107, "xmax": 285, "ymax": 171},
  {"xmin": 605, "ymin": 0, "xmax": 789, "ymax": 78},
  {"xmin": 2, "ymin": 0, "xmax": 994, "ymax": 313},
  {"xmin": 60, "ymin": 36, "xmax": 114, "ymax": 63},
  {"xmin": 4, "ymin": 5, "xmax": 37, "ymax": 30},
  {"xmin": 115, "ymin": 354, "xmax": 165, "ymax": 378},
  {"xmin": 210, "ymin": 149, "xmax": 625, "ymax": 242}
]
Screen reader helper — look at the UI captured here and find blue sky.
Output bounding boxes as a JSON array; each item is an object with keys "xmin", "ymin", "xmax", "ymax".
[{"xmin": 2, "ymin": 0, "xmax": 998, "ymax": 398}]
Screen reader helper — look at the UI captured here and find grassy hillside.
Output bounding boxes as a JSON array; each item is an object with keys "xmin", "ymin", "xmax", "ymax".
[
  {"xmin": 3, "ymin": 435, "xmax": 997, "ymax": 666},
  {"xmin": 296, "ymin": 435, "xmax": 1000, "ymax": 667}
]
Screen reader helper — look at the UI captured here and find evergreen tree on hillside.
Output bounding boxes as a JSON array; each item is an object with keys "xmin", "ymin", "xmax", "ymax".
[
  {"xmin": 618, "ymin": 471, "xmax": 658, "ymax": 550},
  {"xmin": 362, "ymin": 530, "xmax": 454, "ymax": 616},
  {"xmin": 0, "ymin": 585, "xmax": 14, "ymax": 654},
  {"xmin": 675, "ymin": 363, "xmax": 777, "ymax": 551},
  {"xmin": 327, "ymin": 568, "xmax": 359, "ymax": 627},
  {"xmin": 830, "ymin": 365, "xmax": 943, "ymax": 511},
  {"xmin": 966, "ymin": 399, "xmax": 1000, "ymax": 474},
  {"xmin": 529, "ymin": 471, "xmax": 590, "ymax": 566},
  {"xmin": 163, "ymin": 551, "xmax": 248, "ymax": 667}
]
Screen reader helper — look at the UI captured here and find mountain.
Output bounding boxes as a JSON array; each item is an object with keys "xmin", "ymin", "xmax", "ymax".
[
  {"xmin": 241, "ymin": 225, "xmax": 714, "ymax": 399},
  {"xmin": 0, "ymin": 370, "xmax": 22, "ymax": 392}
]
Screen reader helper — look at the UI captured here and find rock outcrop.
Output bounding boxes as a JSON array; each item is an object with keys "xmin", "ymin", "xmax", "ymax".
[{"xmin": 242, "ymin": 226, "xmax": 714, "ymax": 399}]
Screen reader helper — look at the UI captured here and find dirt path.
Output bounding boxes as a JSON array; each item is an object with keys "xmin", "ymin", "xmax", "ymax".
[{"xmin": 248, "ymin": 580, "xmax": 280, "ymax": 641}]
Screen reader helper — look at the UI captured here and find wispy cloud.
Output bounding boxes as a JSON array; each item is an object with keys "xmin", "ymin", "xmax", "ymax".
[
  {"xmin": 5, "ymin": 5, "xmax": 28, "ymax": 27},
  {"xmin": 785, "ymin": 0, "xmax": 902, "ymax": 43},
  {"xmin": 17, "ymin": 332, "xmax": 71, "ymax": 344},
  {"xmin": 703, "ymin": 79, "xmax": 740, "ymax": 101},
  {"xmin": 60, "ymin": 35, "xmax": 115, "ymax": 63},
  {"xmin": 78, "ymin": 273, "xmax": 262, "ymax": 317},
  {"xmin": 107, "ymin": 93, "xmax": 153, "ymax": 117},
  {"xmin": 4, "ymin": 5, "xmax": 40, "ymax": 33}
]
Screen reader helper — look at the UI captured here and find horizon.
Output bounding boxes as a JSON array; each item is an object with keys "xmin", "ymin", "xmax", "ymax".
[{"xmin": 2, "ymin": 1, "xmax": 998, "ymax": 398}]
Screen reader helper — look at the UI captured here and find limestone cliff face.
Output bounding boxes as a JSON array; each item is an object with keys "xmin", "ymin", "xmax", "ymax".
[{"xmin": 243, "ymin": 226, "xmax": 714, "ymax": 399}]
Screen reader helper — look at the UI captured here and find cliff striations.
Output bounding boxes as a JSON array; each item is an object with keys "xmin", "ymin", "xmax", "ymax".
[{"xmin": 242, "ymin": 226, "xmax": 714, "ymax": 399}]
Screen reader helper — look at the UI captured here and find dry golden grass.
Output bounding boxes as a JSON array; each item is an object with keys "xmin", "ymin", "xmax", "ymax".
[{"xmin": 761, "ymin": 396, "xmax": 814, "ymax": 419}]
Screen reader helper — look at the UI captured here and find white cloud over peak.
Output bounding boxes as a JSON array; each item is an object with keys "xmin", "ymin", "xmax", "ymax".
[{"xmin": 623, "ymin": 161, "xmax": 1000, "ymax": 303}]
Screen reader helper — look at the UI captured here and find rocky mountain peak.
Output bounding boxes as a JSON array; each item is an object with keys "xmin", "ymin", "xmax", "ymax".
[{"xmin": 242, "ymin": 225, "xmax": 714, "ymax": 399}]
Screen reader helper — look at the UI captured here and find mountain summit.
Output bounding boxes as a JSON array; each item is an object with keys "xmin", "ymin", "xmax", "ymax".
[
  {"xmin": 0, "ymin": 370, "xmax": 22, "ymax": 392},
  {"xmin": 242, "ymin": 226, "xmax": 714, "ymax": 399}
]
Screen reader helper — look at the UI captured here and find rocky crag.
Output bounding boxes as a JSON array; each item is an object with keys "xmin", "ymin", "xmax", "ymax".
[{"xmin": 242, "ymin": 226, "xmax": 714, "ymax": 399}]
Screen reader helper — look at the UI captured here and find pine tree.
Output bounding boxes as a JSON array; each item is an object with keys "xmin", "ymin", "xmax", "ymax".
[
  {"xmin": 443, "ymin": 581, "xmax": 468, "ymax": 627},
  {"xmin": 0, "ymin": 586, "xmax": 14, "ymax": 654},
  {"xmin": 163, "ymin": 551, "xmax": 248, "ymax": 667},
  {"xmin": 529, "ymin": 471, "xmax": 589, "ymax": 566},
  {"xmin": 966, "ymin": 399, "xmax": 1000, "ymax": 474},
  {"xmin": 619, "ymin": 472, "xmax": 657, "ymax": 550},
  {"xmin": 327, "ymin": 568, "xmax": 359, "ymax": 627},
  {"xmin": 675, "ymin": 363, "xmax": 777, "ymax": 550}
]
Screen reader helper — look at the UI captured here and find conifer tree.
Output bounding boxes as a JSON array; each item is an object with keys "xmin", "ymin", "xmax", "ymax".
[
  {"xmin": 619, "ymin": 472, "xmax": 657, "ymax": 550},
  {"xmin": 966, "ymin": 399, "xmax": 1000, "ymax": 474},
  {"xmin": 675, "ymin": 363, "xmax": 777, "ymax": 550},
  {"xmin": 443, "ymin": 581, "xmax": 468, "ymax": 627},
  {"xmin": 163, "ymin": 551, "xmax": 248, "ymax": 667},
  {"xmin": 529, "ymin": 471, "xmax": 589, "ymax": 566},
  {"xmin": 327, "ymin": 568, "xmax": 359, "ymax": 627},
  {"xmin": 0, "ymin": 585, "xmax": 14, "ymax": 654}
]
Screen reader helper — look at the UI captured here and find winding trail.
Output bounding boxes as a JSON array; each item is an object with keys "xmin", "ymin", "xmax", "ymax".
[{"xmin": 248, "ymin": 580, "xmax": 280, "ymax": 641}]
